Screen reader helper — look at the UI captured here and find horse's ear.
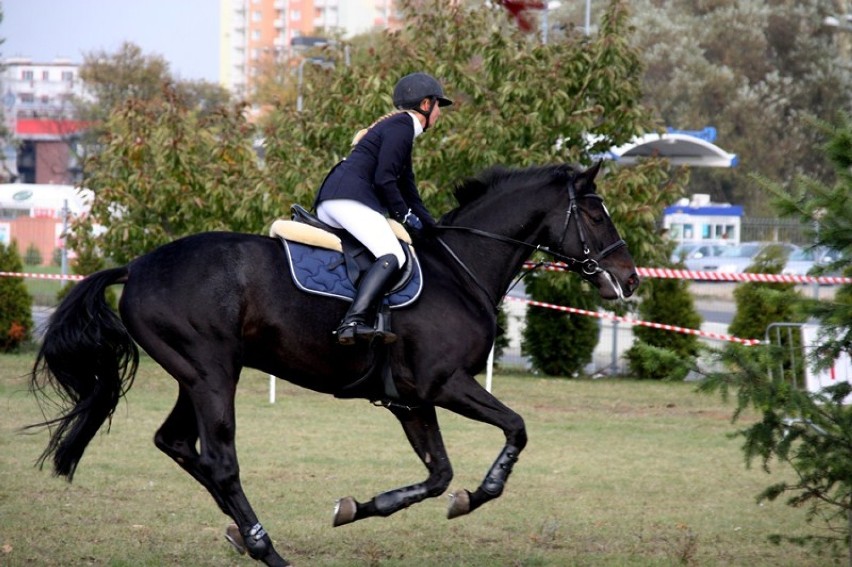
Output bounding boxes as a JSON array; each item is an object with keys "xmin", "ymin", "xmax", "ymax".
[{"xmin": 575, "ymin": 160, "xmax": 603, "ymax": 192}]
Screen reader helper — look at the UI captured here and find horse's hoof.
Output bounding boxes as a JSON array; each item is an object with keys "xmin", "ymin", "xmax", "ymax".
[
  {"xmin": 447, "ymin": 489, "xmax": 471, "ymax": 519},
  {"xmin": 333, "ymin": 496, "xmax": 358, "ymax": 526},
  {"xmin": 224, "ymin": 523, "xmax": 246, "ymax": 555}
]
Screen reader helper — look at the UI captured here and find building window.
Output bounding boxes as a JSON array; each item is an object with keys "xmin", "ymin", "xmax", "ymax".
[
  {"xmin": 19, "ymin": 93, "xmax": 35, "ymax": 104},
  {"xmin": 252, "ymin": 10, "xmax": 262, "ymax": 21},
  {"xmin": 42, "ymin": 70, "xmax": 50, "ymax": 80},
  {"xmin": 291, "ymin": 10, "xmax": 300, "ymax": 20},
  {"xmin": 61, "ymin": 71, "xmax": 74, "ymax": 81},
  {"xmin": 22, "ymin": 70, "xmax": 34, "ymax": 80}
]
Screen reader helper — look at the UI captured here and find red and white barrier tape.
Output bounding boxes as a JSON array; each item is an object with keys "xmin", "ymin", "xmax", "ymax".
[
  {"xmin": 526, "ymin": 262, "xmax": 852, "ymax": 285},
  {"xmin": 0, "ymin": 269, "xmax": 809, "ymax": 346},
  {"xmin": 0, "ymin": 271, "xmax": 84, "ymax": 281},
  {"xmin": 4, "ymin": 266, "xmax": 850, "ymax": 285},
  {"xmin": 505, "ymin": 296, "xmax": 763, "ymax": 346}
]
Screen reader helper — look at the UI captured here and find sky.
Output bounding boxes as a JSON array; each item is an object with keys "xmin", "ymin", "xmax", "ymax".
[{"xmin": 2, "ymin": 0, "xmax": 219, "ymax": 83}]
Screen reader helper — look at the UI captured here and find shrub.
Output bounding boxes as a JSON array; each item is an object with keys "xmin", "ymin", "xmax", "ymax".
[
  {"xmin": 522, "ymin": 271, "xmax": 600, "ymax": 377},
  {"xmin": 0, "ymin": 240, "xmax": 34, "ymax": 352},
  {"xmin": 24, "ymin": 243, "xmax": 43, "ymax": 266},
  {"xmin": 626, "ymin": 275, "xmax": 702, "ymax": 380},
  {"xmin": 728, "ymin": 245, "xmax": 804, "ymax": 341}
]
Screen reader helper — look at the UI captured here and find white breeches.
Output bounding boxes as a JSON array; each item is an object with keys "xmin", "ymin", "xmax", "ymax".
[{"xmin": 317, "ymin": 199, "xmax": 406, "ymax": 267}]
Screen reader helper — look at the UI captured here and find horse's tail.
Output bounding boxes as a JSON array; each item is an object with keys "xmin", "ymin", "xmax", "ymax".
[{"xmin": 29, "ymin": 266, "xmax": 139, "ymax": 481}]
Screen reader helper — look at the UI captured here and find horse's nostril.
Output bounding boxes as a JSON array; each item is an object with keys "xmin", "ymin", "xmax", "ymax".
[{"xmin": 628, "ymin": 274, "xmax": 641, "ymax": 291}]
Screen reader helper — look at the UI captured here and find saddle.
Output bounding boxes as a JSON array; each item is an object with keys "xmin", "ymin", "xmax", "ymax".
[{"xmin": 269, "ymin": 204, "xmax": 423, "ymax": 308}]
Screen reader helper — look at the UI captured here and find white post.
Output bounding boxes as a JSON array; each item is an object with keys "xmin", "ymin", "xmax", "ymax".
[
  {"xmin": 485, "ymin": 344, "xmax": 495, "ymax": 393},
  {"xmin": 269, "ymin": 374, "xmax": 276, "ymax": 404}
]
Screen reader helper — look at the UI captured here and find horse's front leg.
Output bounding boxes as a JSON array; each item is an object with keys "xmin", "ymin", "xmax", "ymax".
[
  {"xmin": 434, "ymin": 370, "xmax": 528, "ymax": 519},
  {"xmin": 333, "ymin": 403, "xmax": 453, "ymax": 526}
]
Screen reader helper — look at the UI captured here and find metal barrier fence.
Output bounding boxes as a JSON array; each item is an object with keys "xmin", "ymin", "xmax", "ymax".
[{"xmin": 741, "ymin": 217, "xmax": 809, "ymax": 245}]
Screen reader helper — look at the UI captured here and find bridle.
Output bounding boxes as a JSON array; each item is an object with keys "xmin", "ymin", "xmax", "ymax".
[{"xmin": 433, "ymin": 177, "xmax": 627, "ymax": 308}]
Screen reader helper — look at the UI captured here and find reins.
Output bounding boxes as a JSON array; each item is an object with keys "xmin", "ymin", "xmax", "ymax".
[{"xmin": 432, "ymin": 182, "xmax": 626, "ymax": 311}]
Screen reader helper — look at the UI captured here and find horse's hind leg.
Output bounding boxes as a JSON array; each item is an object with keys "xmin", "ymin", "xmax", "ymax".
[
  {"xmin": 333, "ymin": 404, "xmax": 453, "ymax": 526},
  {"xmin": 140, "ymin": 340, "xmax": 289, "ymax": 566},
  {"xmin": 154, "ymin": 388, "xmax": 230, "ymax": 515}
]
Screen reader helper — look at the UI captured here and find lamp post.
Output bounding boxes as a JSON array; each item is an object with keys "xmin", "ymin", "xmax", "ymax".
[{"xmin": 296, "ymin": 57, "xmax": 333, "ymax": 113}]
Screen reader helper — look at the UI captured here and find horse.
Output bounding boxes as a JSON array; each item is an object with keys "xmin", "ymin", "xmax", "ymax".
[{"xmin": 30, "ymin": 161, "xmax": 639, "ymax": 566}]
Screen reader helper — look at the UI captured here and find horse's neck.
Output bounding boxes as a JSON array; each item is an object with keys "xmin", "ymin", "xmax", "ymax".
[{"xmin": 443, "ymin": 192, "xmax": 552, "ymax": 306}]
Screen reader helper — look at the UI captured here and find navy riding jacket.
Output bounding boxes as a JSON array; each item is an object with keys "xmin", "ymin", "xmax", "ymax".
[{"xmin": 316, "ymin": 112, "xmax": 435, "ymax": 225}]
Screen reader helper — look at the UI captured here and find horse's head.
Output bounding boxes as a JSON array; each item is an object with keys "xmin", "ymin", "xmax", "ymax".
[{"xmin": 544, "ymin": 162, "xmax": 640, "ymax": 300}]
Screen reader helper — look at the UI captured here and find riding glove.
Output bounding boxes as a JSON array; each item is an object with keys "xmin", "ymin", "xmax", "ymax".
[{"xmin": 399, "ymin": 209, "xmax": 425, "ymax": 238}]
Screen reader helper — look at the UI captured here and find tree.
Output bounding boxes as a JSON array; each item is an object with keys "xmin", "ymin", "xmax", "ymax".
[
  {"xmin": 78, "ymin": 1, "xmax": 684, "ymax": 256},
  {"xmin": 625, "ymin": 274, "xmax": 702, "ymax": 380},
  {"xmin": 72, "ymin": 42, "xmax": 231, "ymax": 179},
  {"xmin": 700, "ymin": 113, "xmax": 852, "ymax": 561},
  {"xmin": 629, "ymin": 0, "xmax": 852, "ymax": 216},
  {"xmin": 728, "ymin": 244, "xmax": 805, "ymax": 341},
  {"xmin": 0, "ymin": 240, "xmax": 33, "ymax": 352},
  {"xmin": 522, "ymin": 273, "xmax": 600, "ymax": 377},
  {"xmin": 69, "ymin": 90, "xmax": 268, "ymax": 264},
  {"xmin": 754, "ymin": 113, "xmax": 852, "ymax": 365}
]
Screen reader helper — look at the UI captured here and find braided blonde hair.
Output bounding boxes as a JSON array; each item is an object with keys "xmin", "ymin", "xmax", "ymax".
[{"xmin": 351, "ymin": 110, "xmax": 407, "ymax": 146}]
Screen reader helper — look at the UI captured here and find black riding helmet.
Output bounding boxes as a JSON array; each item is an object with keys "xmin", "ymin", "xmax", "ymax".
[{"xmin": 393, "ymin": 72, "xmax": 453, "ymax": 110}]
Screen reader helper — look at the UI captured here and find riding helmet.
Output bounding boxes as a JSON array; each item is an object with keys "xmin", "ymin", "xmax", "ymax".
[{"xmin": 393, "ymin": 72, "xmax": 453, "ymax": 109}]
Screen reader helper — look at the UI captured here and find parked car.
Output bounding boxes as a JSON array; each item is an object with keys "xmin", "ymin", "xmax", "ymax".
[
  {"xmin": 782, "ymin": 246, "xmax": 843, "ymax": 277},
  {"xmin": 670, "ymin": 242, "xmax": 733, "ymax": 264},
  {"xmin": 685, "ymin": 241, "xmax": 799, "ymax": 274}
]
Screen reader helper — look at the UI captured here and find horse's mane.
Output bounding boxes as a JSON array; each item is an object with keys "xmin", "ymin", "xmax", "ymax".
[{"xmin": 443, "ymin": 163, "xmax": 576, "ymax": 223}]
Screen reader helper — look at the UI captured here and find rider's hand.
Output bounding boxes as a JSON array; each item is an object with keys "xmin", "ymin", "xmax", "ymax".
[{"xmin": 400, "ymin": 209, "xmax": 425, "ymax": 238}]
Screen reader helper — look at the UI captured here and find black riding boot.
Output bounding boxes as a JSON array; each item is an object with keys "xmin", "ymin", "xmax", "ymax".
[{"xmin": 335, "ymin": 254, "xmax": 400, "ymax": 346}]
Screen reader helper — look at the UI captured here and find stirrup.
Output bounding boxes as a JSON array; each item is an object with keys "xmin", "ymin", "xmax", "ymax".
[{"xmin": 334, "ymin": 322, "xmax": 397, "ymax": 345}]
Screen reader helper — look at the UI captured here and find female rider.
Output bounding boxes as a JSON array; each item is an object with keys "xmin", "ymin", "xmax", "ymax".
[{"xmin": 315, "ymin": 72, "xmax": 452, "ymax": 346}]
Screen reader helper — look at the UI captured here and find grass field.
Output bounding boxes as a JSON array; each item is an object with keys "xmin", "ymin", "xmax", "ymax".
[{"xmin": 0, "ymin": 352, "xmax": 836, "ymax": 566}]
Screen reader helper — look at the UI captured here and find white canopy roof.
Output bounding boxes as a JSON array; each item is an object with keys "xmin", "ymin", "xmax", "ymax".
[{"xmin": 605, "ymin": 131, "xmax": 738, "ymax": 168}]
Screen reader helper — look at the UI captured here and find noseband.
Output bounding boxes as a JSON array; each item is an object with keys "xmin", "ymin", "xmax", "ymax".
[{"xmin": 433, "ymin": 176, "xmax": 627, "ymax": 306}]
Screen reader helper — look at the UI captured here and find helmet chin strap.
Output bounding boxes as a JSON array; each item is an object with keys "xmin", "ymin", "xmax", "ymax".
[{"xmin": 411, "ymin": 98, "xmax": 437, "ymax": 131}]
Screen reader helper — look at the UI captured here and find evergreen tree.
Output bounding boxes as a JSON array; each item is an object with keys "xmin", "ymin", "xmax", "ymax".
[
  {"xmin": 700, "ymin": 113, "xmax": 852, "ymax": 559},
  {"xmin": 522, "ymin": 273, "xmax": 600, "ymax": 377},
  {"xmin": 728, "ymin": 244, "xmax": 804, "ymax": 341},
  {"xmin": 625, "ymin": 274, "xmax": 702, "ymax": 380},
  {"xmin": 0, "ymin": 240, "xmax": 34, "ymax": 352}
]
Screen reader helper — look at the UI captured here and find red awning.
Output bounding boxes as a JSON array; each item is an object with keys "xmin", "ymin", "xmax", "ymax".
[{"xmin": 15, "ymin": 118, "xmax": 89, "ymax": 139}]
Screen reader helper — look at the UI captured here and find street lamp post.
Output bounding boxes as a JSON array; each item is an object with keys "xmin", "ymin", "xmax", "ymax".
[
  {"xmin": 296, "ymin": 57, "xmax": 335, "ymax": 113},
  {"xmin": 296, "ymin": 58, "xmax": 307, "ymax": 113}
]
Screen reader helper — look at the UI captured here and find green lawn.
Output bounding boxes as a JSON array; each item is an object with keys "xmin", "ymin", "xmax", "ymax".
[{"xmin": 0, "ymin": 352, "xmax": 834, "ymax": 566}]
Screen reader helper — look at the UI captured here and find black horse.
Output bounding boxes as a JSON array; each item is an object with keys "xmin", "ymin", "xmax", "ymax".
[{"xmin": 30, "ymin": 162, "xmax": 639, "ymax": 566}]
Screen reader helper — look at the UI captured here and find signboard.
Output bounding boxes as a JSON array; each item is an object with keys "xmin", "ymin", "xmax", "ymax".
[{"xmin": 802, "ymin": 324, "xmax": 852, "ymax": 404}]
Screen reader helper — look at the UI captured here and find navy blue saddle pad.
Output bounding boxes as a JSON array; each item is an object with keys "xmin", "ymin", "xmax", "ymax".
[{"xmin": 280, "ymin": 239, "xmax": 423, "ymax": 308}]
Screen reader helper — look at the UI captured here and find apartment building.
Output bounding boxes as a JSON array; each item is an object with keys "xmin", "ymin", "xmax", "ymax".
[
  {"xmin": 219, "ymin": 0, "xmax": 401, "ymax": 98},
  {"xmin": 0, "ymin": 58, "xmax": 88, "ymax": 185}
]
